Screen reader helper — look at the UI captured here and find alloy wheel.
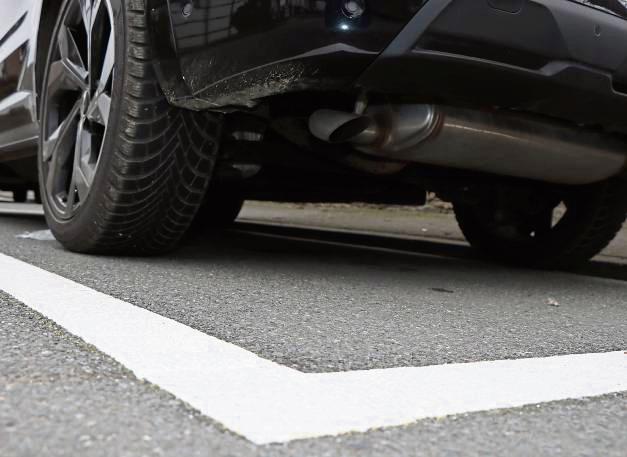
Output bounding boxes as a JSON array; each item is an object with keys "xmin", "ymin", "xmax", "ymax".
[{"xmin": 41, "ymin": 0, "xmax": 115, "ymax": 219}]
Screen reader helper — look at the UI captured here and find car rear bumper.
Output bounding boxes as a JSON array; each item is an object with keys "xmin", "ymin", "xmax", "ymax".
[
  {"xmin": 359, "ymin": 0, "xmax": 627, "ymax": 133},
  {"xmin": 150, "ymin": 0, "xmax": 627, "ymax": 132}
]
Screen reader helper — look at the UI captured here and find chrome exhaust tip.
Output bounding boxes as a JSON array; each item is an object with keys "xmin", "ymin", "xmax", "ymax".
[{"xmin": 308, "ymin": 109, "xmax": 380, "ymax": 145}]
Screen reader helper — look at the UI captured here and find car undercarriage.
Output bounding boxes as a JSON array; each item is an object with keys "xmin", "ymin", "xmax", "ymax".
[{"xmin": 0, "ymin": 0, "xmax": 626, "ymax": 266}]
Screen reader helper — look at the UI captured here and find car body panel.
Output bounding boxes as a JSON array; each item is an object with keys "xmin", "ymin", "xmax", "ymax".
[
  {"xmin": 147, "ymin": 0, "xmax": 416, "ymax": 109},
  {"xmin": 146, "ymin": 0, "xmax": 627, "ymax": 136},
  {"xmin": 0, "ymin": 0, "xmax": 40, "ymax": 157},
  {"xmin": 0, "ymin": 0, "xmax": 627, "ymax": 164},
  {"xmin": 357, "ymin": 0, "xmax": 627, "ymax": 133}
]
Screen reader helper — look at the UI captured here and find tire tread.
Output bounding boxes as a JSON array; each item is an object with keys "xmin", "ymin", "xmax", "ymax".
[{"xmin": 44, "ymin": 0, "xmax": 221, "ymax": 255}]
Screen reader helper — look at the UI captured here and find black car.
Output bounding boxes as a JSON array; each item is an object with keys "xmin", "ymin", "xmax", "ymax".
[{"xmin": 1, "ymin": 0, "xmax": 627, "ymax": 267}]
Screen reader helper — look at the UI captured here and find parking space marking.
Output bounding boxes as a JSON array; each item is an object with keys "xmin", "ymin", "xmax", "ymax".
[
  {"xmin": 0, "ymin": 203, "xmax": 44, "ymax": 216},
  {"xmin": 16, "ymin": 229, "xmax": 55, "ymax": 240},
  {"xmin": 1, "ymin": 252, "xmax": 625, "ymax": 444}
]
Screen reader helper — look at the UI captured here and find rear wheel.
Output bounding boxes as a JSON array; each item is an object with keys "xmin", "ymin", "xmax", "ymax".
[
  {"xmin": 38, "ymin": 0, "xmax": 221, "ymax": 254},
  {"xmin": 453, "ymin": 180, "xmax": 627, "ymax": 269}
]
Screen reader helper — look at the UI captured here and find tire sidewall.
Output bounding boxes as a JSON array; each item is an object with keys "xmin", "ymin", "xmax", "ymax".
[{"xmin": 38, "ymin": 0, "xmax": 127, "ymax": 247}]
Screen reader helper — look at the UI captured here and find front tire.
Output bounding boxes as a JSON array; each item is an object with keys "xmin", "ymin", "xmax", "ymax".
[
  {"xmin": 453, "ymin": 180, "xmax": 627, "ymax": 269},
  {"xmin": 38, "ymin": 0, "xmax": 221, "ymax": 255}
]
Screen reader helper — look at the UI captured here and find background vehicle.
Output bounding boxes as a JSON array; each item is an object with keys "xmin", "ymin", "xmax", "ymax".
[{"xmin": 1, "ymin": 0, "xmax": 627, "ymax": 267}]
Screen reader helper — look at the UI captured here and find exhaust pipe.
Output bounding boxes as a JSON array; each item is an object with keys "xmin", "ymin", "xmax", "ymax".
[
  {"xmin": 309, "ymin": 105, "xmax": 627, "ymax": 185},
  {"xmin": 308, "ymin": 110, "xmax": 380, "ymax": 145}
]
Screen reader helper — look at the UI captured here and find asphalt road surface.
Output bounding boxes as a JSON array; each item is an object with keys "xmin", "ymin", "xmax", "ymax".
[{"xmin": 1, "ymin": 199, "xmax": 626, "ymax": 456}]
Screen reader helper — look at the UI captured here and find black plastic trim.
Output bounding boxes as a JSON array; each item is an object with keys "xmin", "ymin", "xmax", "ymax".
[{"xmin": 357, "ymin": 0, "xmax": 627, "ymax": 134}]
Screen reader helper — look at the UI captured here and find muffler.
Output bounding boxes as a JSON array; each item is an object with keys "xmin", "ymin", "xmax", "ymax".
[{"xmin": 309, "ymin": 104, "xmax": 627, "ymax": 185}]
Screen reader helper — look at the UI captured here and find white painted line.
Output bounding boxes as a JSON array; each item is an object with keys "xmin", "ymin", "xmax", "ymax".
[
  {"xmin": 16, "ymin": 229, "xmax": 55, "ymax": 241},
  {"xmin": 0, "ymin": 202, "xmax": 44, "ymax": 216},
  {"xmin": 0, "ymin": 252, "xmax": 625, "ymax": 444}
]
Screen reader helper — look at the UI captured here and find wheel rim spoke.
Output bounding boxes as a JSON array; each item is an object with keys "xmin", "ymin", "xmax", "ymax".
[
  {"xmin": 74, "ymin": 167, "xmax": 92, "ymax": 203},
  {"xmin": 45, "ymin": 151, "xmax": 71, "ymax": 207},
  {"xmin": 86, "ymin": 91, "xmax": 111, "ymax": 126},
  {"xmin": 67, "ymin": 168, "xmax": 89, "ymax": 210},
  {"xmin": 66, "ymin": 121, "xmax": 95, "ymax": 210},
  {"xmin": 78, "ymin": 0, "xmax": 96, "ymax": 35},
  {"xmin": 58, "ymin": 25, "xmax": 86, "ymax": 70},
  {"xmin": 44, "ymin": 101, "xmax": 81, "ymax": 206},
  {"xmin": 47, "ymin": 59, "xmax": 88, "ymax": 93},
  {"xmin": 42, "ymin": 100, "xmax": 82, "ymax": 163},
  {"xmin": 45, "ymin": 164, "xmax": 62, "ymax": 204},
  {"xmin": 90, "ymin": 0, "xmax": 103, "ymax": 30},
  {"xmin": 75, "ymin": 120, "xmax": 97, "ymax": 192}
]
